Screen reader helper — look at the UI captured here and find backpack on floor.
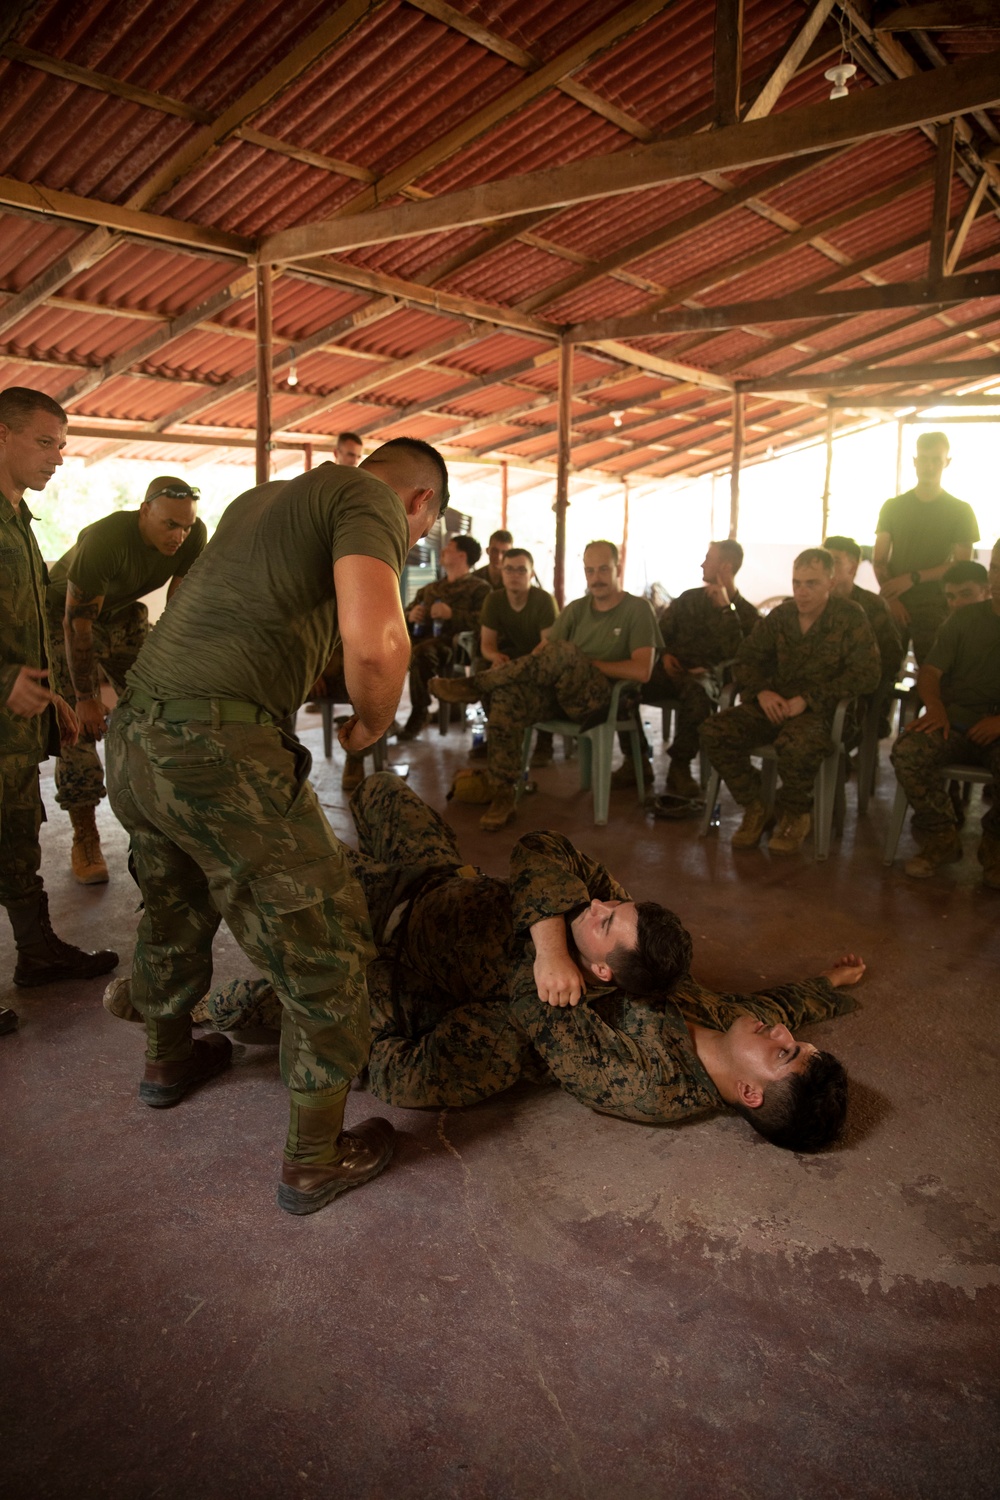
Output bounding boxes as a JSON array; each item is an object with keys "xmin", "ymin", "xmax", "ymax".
[{"xmin": 447, "ymin": 768, "xmax": 495, "ymax": 804}]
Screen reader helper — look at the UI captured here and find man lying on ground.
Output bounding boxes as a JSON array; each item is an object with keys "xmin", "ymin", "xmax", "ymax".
[{"xmin": 107, "ymin": 773, "xmax": 855, "ymax": 1151}]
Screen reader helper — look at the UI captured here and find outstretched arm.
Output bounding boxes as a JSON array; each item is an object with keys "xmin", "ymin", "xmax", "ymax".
[
  {"xmin": 63, "ymin": 581, "xmax": 108, "ymax": 741},
  {"xmin": 335, "ymin": 554, "xmax": 411, "ymax": 751}
]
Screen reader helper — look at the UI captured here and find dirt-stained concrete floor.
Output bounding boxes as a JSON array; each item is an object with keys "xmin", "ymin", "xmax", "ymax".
[{"xmin": 2, "ymin": 710, "xmax": 997, "ymax": 1500}]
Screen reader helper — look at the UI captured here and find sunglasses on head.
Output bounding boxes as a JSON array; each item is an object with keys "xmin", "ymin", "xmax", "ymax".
[{"xmin": 148, "ymin": 485, "xmax": 199, "ymax": 501}]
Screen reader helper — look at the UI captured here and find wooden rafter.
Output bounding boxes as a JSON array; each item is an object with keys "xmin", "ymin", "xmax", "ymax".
[
  {"xmin": 744, "ymin": 357, "xmax": 1000, "ymax": 390},
  {"xmin": 929, "ymin": 119, "xmax": 956, "ymax": 278},
  {"xmin": 743, "ymin": 0, "xmax": 837, "ymax": 121},
  {"xmin": 714, "ymin": 0, "xmax": 744, "ymax": 129}
]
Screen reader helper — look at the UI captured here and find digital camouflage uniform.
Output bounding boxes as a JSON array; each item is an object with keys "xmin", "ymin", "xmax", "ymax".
[
  {"xmin": 408, "ymin": 571, "xmax": 490, "ymax": 719},
  {"xmin": 700, "ymin": 594, "xmax": 880, "ymax": 815},
  {"xmin": 846, "ymin": 583, "xmax": 904, "ymax": 742},
  {"xmin": 0, "ymin": 492, "xmax": 55, "ymax": 913},
  {"xmin": 193, "ymin": 774, "xmax": 852, "ymax": 1121},
  {"xmin": 638, "ymin": 588, "xmax": 759, "ymax": 764},
  {"xmin": 106, "ymin": 465, "xmax": 407, "ymax": 1090}
]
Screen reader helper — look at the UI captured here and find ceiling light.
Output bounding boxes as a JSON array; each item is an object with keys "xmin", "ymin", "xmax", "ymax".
[
  {"xmin": 824, "ymin": 62, "xmax": 856, "ymax": 100},
  {"xmin": 287, "ymin": 363, "xmax": 298, "ymax": 387},
  {"xmin": 612, "ymin": 411, "xmax": 624, "ymax": 427}
]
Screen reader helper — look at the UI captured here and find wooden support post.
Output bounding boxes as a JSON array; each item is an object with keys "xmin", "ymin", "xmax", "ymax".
[
  {"xmin": 821, "ymin": 400, "xmax": 834, "ymax": 540},
  {"xmin": 896, "ymin": 418, "xmax": 905, "ymax": 495},
  {"xmin": 303, "ymin": 442, "xmax": 313, "ymax": 471},
  {"xmin": 714, "ymin": 0, "xmax": 744, "ymax": 128},
  {"xmin": 254, "ymin": 266, "xmax": 273, "ymax": 485},
  {"xmin": 554, "ymin": 340, "xmax": 573, "ymax": 608},
  {"xmin": 729, "ymin": 391, "xmax": 744, "ymax": 539},
  {"xmin": 929, "ymin": 118, "xmax": 956, "ymax": 279},
  {"xmin": 500, "ymin": 459, "xmax": 508, "ymax": 529},
  {"xmin": 620, "ymin": 478, "xmax": 630, "ymax": 589},
  {"xmin": 710, "ymin": 471, "xmax": 717, "ymax": 539}
]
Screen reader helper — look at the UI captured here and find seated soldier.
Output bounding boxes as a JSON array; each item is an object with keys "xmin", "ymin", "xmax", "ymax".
[
  {"xmin": 890, "ymin": 538, "xmax": 1000, "ymax": 886},
  {"xmin": 618, "ymin": 539, "xmax": 759, "ymax": 798},
  {"xmin": 825, "ymin": 534, "xmax": 904, "ymax": 741},
  {"xmin": 700, "ymin": 547, "xmax": 880, "ymax": 855},
  {"xmin": 478, "ymin": 546, "xmax": 558, "ymax": 765},
  {"xmin": 472, "ymin": 528, "xmax": 513, "ymax": 590},
  {"xmin": 109, "ymin": 773, "xmax": 855, "ymax": 1154},
  {"xmin": 432, "ymin": 540, "xmax": 661, "ymax": 831},
  {"xmin": 943, "ymin": 559, "xmax": 990, "ymax": 613},
  {"xmin": 398, "ymin": 534, "xmax": 490, "ymax": 741}
]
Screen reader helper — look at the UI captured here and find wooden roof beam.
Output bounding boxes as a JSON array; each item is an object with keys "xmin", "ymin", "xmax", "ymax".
[{"xmin": 744, "ymin": 357, "xmax": 1000, "ymax": 390}]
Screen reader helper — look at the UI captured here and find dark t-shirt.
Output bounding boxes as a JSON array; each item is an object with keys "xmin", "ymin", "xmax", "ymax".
[
  {"xmin": 925, "ymin": 601, "xmax": 1000, "ymax": 725},
  {"xmin": 875, "ymin": 490, "xmax": 979, "ymax": 604},
  {"xmin": 480, "ymin": 586, "xmax": 557, "ymax": 659},
  {"xmin": 128, "ymin": 464, "xmax": 409, "ymax": 720},
  {"xmin": 47, "ymin": 510, "xmax": 207, "ymax": 619}
]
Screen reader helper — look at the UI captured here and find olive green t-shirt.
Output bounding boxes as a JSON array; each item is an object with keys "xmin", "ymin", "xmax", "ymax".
[
  {"xmin": 925, "ymin": 600, "xmax": 1000, "ymax": 726},
  {"xmin": 547, "ymin": 592, "xmax": 663, "ymax": 661},
  {"xmin": 875, "ymin": 490, "xmax": 979, "ymax": 604},
  {"xmin": 480, "ymin": 586, "xmax": 557, "ymax": 659},
  {"xmin": 47, "ymin": 510, "xmax": 207, "ymax": 619},
  {"xmin": 128, "ymin": 464, "xmax": 409, "ymax": 720}
]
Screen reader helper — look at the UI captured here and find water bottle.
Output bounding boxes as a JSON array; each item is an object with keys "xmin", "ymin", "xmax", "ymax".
[
  {"xmin": 433, "ymin": 620, "xmax": 444, "ymax": 638},
  {"xmin": 471, "ymin": 721, "xmax": 486, "ymax": 750}
]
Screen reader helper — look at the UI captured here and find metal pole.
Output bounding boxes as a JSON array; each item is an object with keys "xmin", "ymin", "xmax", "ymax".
[
  {"xmin": 620, "ymin": 477, "xmax": 630, "ymax": 588},
  {"xmin": 500, "ymin": 459, "xmax": 508, "ymax": 530},
  {"xmin": 303, "ymin": 443, "xmax": 313, "ymax": 472},
  {"xmin": 254, "ymin": 266, "xmax": 272, "ymax": 486},
  {"xmin": 820, "ymin": 400, "xmax": 834, "ymax": 541},
  {"xmin": 554, "ymin": 339, "xmax": 572, "ymax": 607},
  {"xmin": 729, "ymin": 390, "xmax": 743, "ymax": 540}
]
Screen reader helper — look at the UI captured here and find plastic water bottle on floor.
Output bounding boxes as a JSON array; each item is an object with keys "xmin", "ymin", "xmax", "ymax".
[{"xmin": 471, "ymin": 720, "xmax": 486, "ymax": 750}]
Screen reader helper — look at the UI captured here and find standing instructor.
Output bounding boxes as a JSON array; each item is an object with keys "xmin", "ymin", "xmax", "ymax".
[{"xmin": 106, "ymin": 438, "xmax": 447, "ymax": 1214}]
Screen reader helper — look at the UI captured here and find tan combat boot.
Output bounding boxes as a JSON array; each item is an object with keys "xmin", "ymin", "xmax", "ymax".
[
  {"xmin": 769, "ymin": 811, "xmax": 811, "ymax": 855},
  {"xmin": 480, "ymin": 784, "xmax": 518, "ymax": 832},
  {"xmin": 731, "ymin": 799, "xmax": 769, "ymax": 849},
  {"xmin": 69, "ymin": 805, "xmax": 109, "ymax": 885},
  {"xmin": 904, "ymin": 829, "xmax": 962, "ymax": 879},
  {"xmin": 666, "ymin": 760, "xmax": 701, "ymax": 799}
]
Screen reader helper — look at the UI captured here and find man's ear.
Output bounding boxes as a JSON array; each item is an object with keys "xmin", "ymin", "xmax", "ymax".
[
  {"xmin": 401, "ymin": 486, "xmax": 435, "ymax": 518},
  {"xmin": 735, "ymin": 1080, "xmax": 764, "ymax": 1110},
  {"xmin": 589, "ymin": 958, "xmax": 613, "ymax": 984}
]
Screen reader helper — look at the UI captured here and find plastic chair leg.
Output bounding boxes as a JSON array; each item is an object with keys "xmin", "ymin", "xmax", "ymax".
[
  {"xmin": 628, "ymin": 728, "xmax": 647, "ymax": 802},
  {"xmin": 699, "ymin": 768, "xmax": 721, "ymax": 836},
  {"xmin": 884, "ymin": 781, "xmax": 910, "ymax": 865},
  {"xmin": 590, "ymin": 729, "xmax": 613, "ymax": 825}
]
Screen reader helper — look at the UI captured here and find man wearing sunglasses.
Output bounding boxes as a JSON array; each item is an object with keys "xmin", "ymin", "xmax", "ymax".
[{"xmin": 46, "ymin": 476, "xmax": 205, "ymax": 885}]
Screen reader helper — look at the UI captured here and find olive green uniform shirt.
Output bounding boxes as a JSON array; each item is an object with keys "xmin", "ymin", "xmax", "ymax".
[
  {"xmin": 0, "ymin": 492, "xmax": 54, "ymax": 763},
  {"xmin": 47, "ymin": 509, "xmax": 207, "ymax": 619},
  {"xmin": 925, "ymin": 601, "xmax": 1000, "ymax": 727},
  {"xmin": 547, "ymin": 592, "xmax": 663, "ymax": 660},
  {"xmin": 480, "ymin": 586, "xmax": 557, "ymax": 659},
  {"xmin": 128, "ymin": 464, "xmax": 409, "ymax": 720},
  {"xmin": 875, "ymin": 490, "xmax": 979, "ymax": 607}
]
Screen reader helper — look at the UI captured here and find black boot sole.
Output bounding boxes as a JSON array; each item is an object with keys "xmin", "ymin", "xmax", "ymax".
[
  {"xmin": 276, "ymin": 1148, "xmax": 392, "ymax": 1215},
  {"xmin": 13, "ymin": 951, "xmax": 119, "ymax": 987}
]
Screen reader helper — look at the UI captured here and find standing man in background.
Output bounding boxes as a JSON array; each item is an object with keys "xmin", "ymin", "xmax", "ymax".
[
  {"xmin": 0, "ymin": 387, "xmax": 118, "ymax": 1032},
  {"xmin": 46, "ymin": 476, "xmax": 205, "ymax": 885},
  {"xmin": 334, "ymin": 432, "xmax": 364, "ymax": 466},
  {"xmin": 472, "ymin": 529, "xmax": 513, "ymax": 590},
  {"xmin": 873, "ymin": 431, "xmax": 978, "ymax": 665}
]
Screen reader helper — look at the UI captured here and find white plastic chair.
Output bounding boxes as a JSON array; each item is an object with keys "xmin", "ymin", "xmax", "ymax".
[
  {"xmin": 518, "ymin": 680, "xmax": 647, "ymax": 826},
  {"xmin": 883, "ymin": 763, "xmax": 993, "ymax": 865}
]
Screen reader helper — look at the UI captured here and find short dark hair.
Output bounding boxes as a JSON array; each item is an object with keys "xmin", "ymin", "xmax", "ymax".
[
  {"xmin": 823, "ymin": 535, "xmax": 861, "ymax": 565},
  {"xmin": 916, "ymin": 429, "xmax": 949, "ymax": 453},
  {"xmin": 503, "ymin": 546, "xmax": 534, "ymax": 567},
  {"xmin": 794, "ymin": 547, "xmax": 833, "ymax": 574},
  {"xmin": 337, "ymin": 431, "xmax": 362, "ymax": 446},
  {"xmin": 375, "ymin": 436, "xmax": 449, "ymax": 513},
  {"xmin": 0, "ymin": 386, "xmax": 68, "ymax": 429},
  {"xmin": 609, "ymin": 902, "xmax": 692, "ymax": 998},
  {"xmin": 943, "ymin": 559, "xmax": 988, "ymax": 587},
  {"xmin": 711, "ymin": 539, "xmax": 744, "ymax": 571},
  {"xmin": 449, "ymin": 533, "xmax": 482, "ymax": 567},
  {"xmin": 733, "ymin": 1050, "xmax": 848, "ymax": 1152},
  {"xmin": 490, "ymin": 529, "xmax": 513, "ymax": 545},
  {"xmin": 585, "ymin": 539, "xmax": 619, "ymax": 564}
]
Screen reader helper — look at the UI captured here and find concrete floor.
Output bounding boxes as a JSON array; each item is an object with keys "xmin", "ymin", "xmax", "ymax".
[{"xmin": 1, "ymin": 709, "xmax": 997, "ymax": 1500}]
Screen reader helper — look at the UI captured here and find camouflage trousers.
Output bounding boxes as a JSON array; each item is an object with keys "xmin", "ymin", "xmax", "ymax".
[
  {"xmin": 46, "ymin": 601, "xmax": 148, "ymax": 809},
  {"xmin": 890, "ymin": 725, "xmax": 1000, "ymax": 839},
  {"xmin": 409, "ymin": 636, "xmax": 455, "ymax": 717},
  {"xmin": 0, "ymin": 758, "xmax": 44, "ymax": 910},
  {"xmin": 636, "ymin": 662, "xmax": 719, "ymax": 764},
  {"xmin": 700, "ymin": 701, "xmax": 835, "ymax": 816},
  {"xmin": 476, "ymin": 640, "xmax": 612, "ymax": 786},
  {"xmin": 106, "ymin": 700, "xmax": 375, "ymax": 1092}
]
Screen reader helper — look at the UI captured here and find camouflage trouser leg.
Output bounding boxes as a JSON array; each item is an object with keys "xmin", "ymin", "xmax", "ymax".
[
  {"xmin": 480, "ymin": 641, "xmax": 611, "ymax": 786},
  {"xmin": 346, "ymin": 771, "xmax": 464, "ymax": 938},
  {"xmin": 47, "ymin": 602, "xmax": 148, "ymax": 809},
  {"xmin": 667, "ymin": 674, "xmax": 717, "ymax": 764},
  {"xmin": 194, "ymin": 977, "xmax": 282, "ymax": 1030},
  {"xmin": 409, "ymin": 637, "xmax": 454, "ymax": 716},
  {"xmin": 903, "ymin": 594, "xmax": 948, "ymax": 667},
  {"xmin": 700, "ymin": 703, "xmax": 834, "ymax": 815},
  {"xmin": 890, "ymin": 727, "xmax": 1000, "ymax": 839},
  {"xmin": 106, "ymin": 704, "xmax": 374, "ymax": 1092},
  {"xmin": 366, "ymin": 958, "xmax": 531, "ymax": 1108},
  {"xmin": 0, "ymin": 760, "xmax": 44, "ymax": 910}
]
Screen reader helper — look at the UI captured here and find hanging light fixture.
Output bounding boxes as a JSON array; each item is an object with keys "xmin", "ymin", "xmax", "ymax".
[
  {"xmin": 287, "ymin": 362, "xmax": 298, "ymax": 387},
  {"xmin": 612, "ymin": 410, "xmax": 624, "ymax": 428},
  {"xmin": 824, "ymin": 62, "xmax": 856, "ymax": 100}
]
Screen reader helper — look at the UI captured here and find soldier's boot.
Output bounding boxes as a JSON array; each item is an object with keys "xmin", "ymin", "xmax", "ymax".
[
  {"xmin": 69, "ymin": 805, "xmax": 109, "ymax": 885},
  {"xmin": 139, "ymin": 1032, "xmax": 233, "ymax": 1108},
  {"xmin": 429, "ymin": 675, "xmax": 479, "ymax": 704},
  {"xmin": 396, "ymin": 711, "xmax": 427, "ymax": 742},
  {"xmin": 0, "ymin": 1007, "xmax": 19, "ymax": 1036},
  {"xmin": 976, "ymin": 834, "xmax": 1000, "ymax": 890},
  {"xmin": 768, "ymin": 811, "xmax": 811, "ymax": 855},
  {"xmin": 609, "ymin": 756, "xmax": 654, "ymax": 790},
  {"xmin": 277, "ymin": 1085, "xmax": 395, "ymax": 1215},
  {"xmin": 904, "ymin": 828, "xmax": 963, "ymax": 879},
  {"xmin": 103, "ymin": 976, "xmax": 143, "ymax": 1022},
  {"xmin": 9, "ymin": 892, "xmax": 119, "ymax": 988},
  {"xmin": 666, "ymin": 759, "xmax": 701, "ymax": 799},
  {"xmin": 730, "ymin": 800, "xmax": 770, "ymax": 850},
  {"xmin": 341, "ymin": 752, "xmax": 366, "ymax": 792},
  {"xmin": 480, "ymin": 783, "xmax": 518, "ymax": 832}
]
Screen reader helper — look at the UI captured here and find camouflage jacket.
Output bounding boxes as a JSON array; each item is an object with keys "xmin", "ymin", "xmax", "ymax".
[
  {"xmin": 849, "ymin": 583, "xmax": 905, "ymax": 681},
  {"xmin": 734, "ymin": 594, "xmax": 880, "ymax": 719},
  {"xmin": 658, "ymin": 587, "xmax": 759, "ymax": 671},
  {"xmin": 411, "ymin": 572, "xmax": 491, "ymax": 641},
  {"xmin": 0, "ymin": 492, "xmax": 54, "ymax": 763}
]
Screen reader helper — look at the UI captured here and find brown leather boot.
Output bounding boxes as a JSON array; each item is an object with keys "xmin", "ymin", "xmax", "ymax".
[
  {"xmin": 139, "ymin": 1034, "xmax": 233, "ymax": 1107},
  {"xmin": 69, "ymin": 805, "xmax": 109, "ymax": 885},
  {"xmin": 278, "ymin": 1103, "xmax": 395, "ymax": 1215},
  {"xmin": 10, "ymin": 892, "xmax": 118, "ymax": 987}
]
